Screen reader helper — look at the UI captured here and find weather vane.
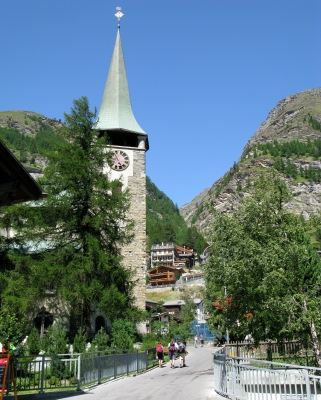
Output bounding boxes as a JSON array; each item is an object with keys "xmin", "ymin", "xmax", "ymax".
[{"xmin": 115, "ymin": 7, "xmax": 124, "ymax": 27}]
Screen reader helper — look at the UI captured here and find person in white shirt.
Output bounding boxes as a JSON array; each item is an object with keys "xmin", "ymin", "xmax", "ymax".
[{"xmin": 168, "ymin": 339, "xmax": 179, "ymax": 368}]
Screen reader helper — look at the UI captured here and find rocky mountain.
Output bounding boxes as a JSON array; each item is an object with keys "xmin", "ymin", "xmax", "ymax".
[{"xmin": 180, "ymin": 88, "xmax": 321, "ymax": 238}]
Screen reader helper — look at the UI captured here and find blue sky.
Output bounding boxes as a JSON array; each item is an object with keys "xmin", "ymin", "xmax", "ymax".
[{"xmin": 1, "ymin": 1, "xmax": 321, "ymax": 207}]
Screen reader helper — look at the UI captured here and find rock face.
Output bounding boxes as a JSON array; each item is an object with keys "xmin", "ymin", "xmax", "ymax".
[
  {"xmin": 0, "ymin": 110, "xmax": 62, "ymax": 177},
  {"xmin": 0, "ymin": 110, "xmax": 63, "ymax": 135},
  {"xmin": 180, "ymin": 88, "xmax": 321, "ymax": 237}
]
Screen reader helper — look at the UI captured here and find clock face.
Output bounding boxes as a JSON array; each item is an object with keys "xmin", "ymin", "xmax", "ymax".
[{"xmin": 110, "ymin": 150, "xmax": 130, "ymax": 171}]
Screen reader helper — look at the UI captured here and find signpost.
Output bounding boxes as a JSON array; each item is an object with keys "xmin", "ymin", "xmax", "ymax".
[{"xmin": 0, "ymin": 353, "xmax": 17, "ymax": 400}]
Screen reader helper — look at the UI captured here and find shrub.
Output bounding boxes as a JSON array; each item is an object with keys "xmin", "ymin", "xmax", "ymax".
[
  {"xmin": 41, "ymin": 318, "xmax": 68, "ymax": 354},
  {"xmin": 73, "ymin": 328, "xmax": 86, "ymax": 353},
  {"xmin": 91, "ymin": 327, "xmax": 109, "ymax": 351},
  {"xmin": 27, "ymin": 327, "xmax": 41, "ymax": 356}
]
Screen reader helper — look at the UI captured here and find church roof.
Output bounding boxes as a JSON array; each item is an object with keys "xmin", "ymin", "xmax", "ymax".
[{"xmin": 95, "ymin": 27, "xmax": 146, "ymax": 136}]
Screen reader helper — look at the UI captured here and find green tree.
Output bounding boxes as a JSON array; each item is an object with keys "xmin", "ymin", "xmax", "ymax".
[
  {"xmin": 178, "ymin": 296, "xmax": 197, "ymax": 340},
  {"xmin": 73, "ymin": 328, "xmax": 87, "ymax": 353},
  {"xmin": 27, "ymin": 327, "xmax": 41, "ymax": 356},
  {"xmin": 1, "ymin": 97, "xmax": 136, "ymax": 337},
  {"xmin": 204, "ymin": 173, "xmax": 321, "ymax": 366},
  {"xmin": 41, "ymin": 318, "xmax": 68, "ymax": 354},
  {"xmin": 91, "ymin": 327, "xmax": 109, "ymax": 351},
  {"xmin": 0, "ymin": 311, "xmax": 27, "ymax": 349},
  {"xmin": 111, "ymin": 319, "xmax": 136, "ymax": 350}
]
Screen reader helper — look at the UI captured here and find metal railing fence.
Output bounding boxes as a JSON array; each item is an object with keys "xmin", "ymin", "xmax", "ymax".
[
  {"xmin": 12, "ymin": 348, "xmax": 155, "ymax": 394},
  {"xmin": 213, "ymin": 348, "xmax": 321, "ymax": 400}
]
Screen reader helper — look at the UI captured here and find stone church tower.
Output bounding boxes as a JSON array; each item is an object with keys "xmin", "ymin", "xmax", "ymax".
[{"xmin": 95, "ymin": 14, "xmax": 148, "ymax": 323}]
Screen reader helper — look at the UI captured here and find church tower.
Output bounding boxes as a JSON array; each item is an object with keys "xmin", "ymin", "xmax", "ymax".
[{"xmin": 95, "ymin": 9, "xmax": 148, "ymax": 322}]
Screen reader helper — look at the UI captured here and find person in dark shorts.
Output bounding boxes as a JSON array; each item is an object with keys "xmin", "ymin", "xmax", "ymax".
[
  {"xmin": 156, "ymin": 342, "xmax": 164, "ymax": 368},
  {"xmin": 200, "ymin": 333, "xmax": 204, "ymax": 347},
  {"xmin": 168, "ymin": 338, "xmax": 179, "ymax": 368}
]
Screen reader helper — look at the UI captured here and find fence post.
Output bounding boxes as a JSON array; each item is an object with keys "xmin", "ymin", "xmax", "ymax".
[
  {"xmin": 146, "ymin": 350, "xmax": 148, "ymax": 370},
  {"xmin": 136, "ymin": 350, "xmax": 139, "ymax": 374},
  {"xmin": 77, "ymin": 353, "xmax": 81, "ymax": 391},
  {"xmin": 39, "ymin": 355, "xmax": 45, "ymax": 394},
  {"xmin": 303, "ymin": 369, "xmax": 311, "ymax": 400},
  {"xmin": 126, "ymin": 350, "xmax": 129, "ymax": 376},
  {"xmin": 97, "ymin": 351, "xmax": 101, "ymax": 385},
  {"xmin": 113, "ymin": 350, "xmax": 117, "ymax": 379}
]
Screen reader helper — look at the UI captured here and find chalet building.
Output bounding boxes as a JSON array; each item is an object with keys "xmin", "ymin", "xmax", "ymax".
[
  {"xmin": 162, "ymin": 300, "xmax": 186, "ymax": 320},
  {"xmin": 148, "ymin": 265, "xmax": 186, "ymax": 286},
  {"xmin": 163, "ymin": 299, "xmax": 205, "ymax": 322},
  {"xmin": 150, "ymin": 242, "xmax": 195, "ymax": 270},
  {"xmin": 175, "ymin": 245, "xmax": 195, "ymax": 268}
]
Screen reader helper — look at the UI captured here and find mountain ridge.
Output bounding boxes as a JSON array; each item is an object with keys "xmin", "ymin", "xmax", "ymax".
[{"xmin": 180, "ymin": 88, "xmax": 321, "ymax": 239}]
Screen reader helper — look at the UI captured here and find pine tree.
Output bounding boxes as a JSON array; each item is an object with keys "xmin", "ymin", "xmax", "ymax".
[{"xmin": 1, "ymin": 97, "xmax": 136, "ymax": 337}]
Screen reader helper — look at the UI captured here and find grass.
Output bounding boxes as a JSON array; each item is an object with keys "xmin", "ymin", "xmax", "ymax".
[{"xmin": 146, "ymin": 286, "xmax": 203, "ymax": 304}]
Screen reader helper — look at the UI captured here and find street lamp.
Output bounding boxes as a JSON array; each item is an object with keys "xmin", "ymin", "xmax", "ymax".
[{"xmin": 196, "ymin": 324, "xmax": 200, "ymax": 337}]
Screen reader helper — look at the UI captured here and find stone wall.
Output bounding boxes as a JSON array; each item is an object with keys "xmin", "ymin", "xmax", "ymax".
[{"xmin": 122, "ymin": 148, "xmax": 147, "ymax": 313}]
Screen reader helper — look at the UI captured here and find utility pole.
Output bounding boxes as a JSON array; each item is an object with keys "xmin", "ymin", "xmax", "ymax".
[{"xmin": 224, "ymin": 286, "xmax": 229, "ymax": 344}]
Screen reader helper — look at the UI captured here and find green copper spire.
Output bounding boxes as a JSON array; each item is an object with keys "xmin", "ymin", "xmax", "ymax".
[{"xmin": 95, "ymin": 25, "xmax": 146, "ymax": 135}]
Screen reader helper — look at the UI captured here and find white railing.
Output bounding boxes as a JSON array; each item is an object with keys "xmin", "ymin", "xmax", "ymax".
[{"xmin": 213, "ymin": 348, "xmax": 321, "ymax": 400}]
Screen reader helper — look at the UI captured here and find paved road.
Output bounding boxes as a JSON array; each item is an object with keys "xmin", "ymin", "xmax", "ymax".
[
  {"xmin": 66, "ymin": 345, "xmax": 218, "ymax": 400},
  {"xmin": 8, "ymin": 346, "xmax": 220, "ymax": 400}
]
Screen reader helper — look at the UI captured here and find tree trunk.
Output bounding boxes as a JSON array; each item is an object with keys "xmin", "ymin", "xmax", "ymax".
[
  {"xmin": 303, "ymin": 299, "xmax": 321, "ymax": 368},
  {"xmin": 82, "ymin": 303, "xmax": 92, "ymax": 341}
]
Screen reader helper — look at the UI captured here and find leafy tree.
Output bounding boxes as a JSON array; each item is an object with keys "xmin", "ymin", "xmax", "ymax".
[
  {"xmin": 178, "ymin": 296, "xmax": 197, "ymax": 340},
  {"xmin": 204, "ymin": 173, "xmax": 321, "ymax": 366},
  {"xmin": 0, "ymin": 311, "xmax": 27, "ymax": 349},
  {"xmin": 0, "ymin": 97, "xmax": 136, "ymax": 337}
]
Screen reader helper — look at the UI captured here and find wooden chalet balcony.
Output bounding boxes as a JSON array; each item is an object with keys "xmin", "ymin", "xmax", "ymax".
[{"xmin": 149, "ymin": 271, "xmax": 176, "ymax": 286}]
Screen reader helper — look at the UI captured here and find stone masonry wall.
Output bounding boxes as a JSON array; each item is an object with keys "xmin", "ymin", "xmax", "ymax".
[{"xmin": 122, "ymin": 149, "xmax": 146, "ymax": 312}]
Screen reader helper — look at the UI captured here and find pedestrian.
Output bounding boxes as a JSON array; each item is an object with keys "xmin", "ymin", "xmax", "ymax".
[
  {"xmin": 156, "ymin": 342, "xmax": 164, "ymax": 368},
  {"xmin": 194, "ymin": 334, "xmax": 198, "ymax": 348},
  {"xmin": 200, "ymin": 333, "xmax": 204, "ymax": 347},
  {"xmin": 168, "ymin": 338, "xmax": 179, "ymax": 368},
  {"xmin": 177, "ymin": 339, "xmax": 188, "ymax": 368}
]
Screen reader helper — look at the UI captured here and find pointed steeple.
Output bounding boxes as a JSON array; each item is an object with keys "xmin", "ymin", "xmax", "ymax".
[{"xmin": 95, "ymin": 27, "xmax": 146, "ymax": 136}]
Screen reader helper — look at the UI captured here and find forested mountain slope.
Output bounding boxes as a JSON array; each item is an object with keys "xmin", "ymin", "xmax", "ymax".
[
  {"xmin": 146, "ymin": 176, "xmax": 205, "ymax": 254},
  {"xmin": 180, "ymin": 88, "xmax": 321, "ymax": 239},
  {"xmin": 0, "ymin": 110, "xmax": 205, "ymax": 255}
]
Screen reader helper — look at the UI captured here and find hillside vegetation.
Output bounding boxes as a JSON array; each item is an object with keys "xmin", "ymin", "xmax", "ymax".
[{"xmin": 146, "ymin": 176, "xmax": 205, "ymax": 254}]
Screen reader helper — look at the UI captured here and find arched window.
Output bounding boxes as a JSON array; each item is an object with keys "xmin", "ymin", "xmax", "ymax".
[{"xmin": 95, "ymin": 316, "xmax": 105, "ymax": 333}]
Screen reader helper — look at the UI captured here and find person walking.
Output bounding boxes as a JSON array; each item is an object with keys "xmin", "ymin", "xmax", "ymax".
[
  {"xmin": 168, "ymin": 338, "xmax": 179, "ymax": 368},
  {"xmin": 194, "ymin": 334, "xmax": 198, "ymax": 348},
  {"xmin": 177, "ymin": 339, "xmax": 188, "ymax": 368},
  {"xmin": 200, "ymin": 333, "xmax": 204, "ymax": 347},
  {"xmin": 156, "ymin": 342, "xmax": 164, "ymax": 368}
]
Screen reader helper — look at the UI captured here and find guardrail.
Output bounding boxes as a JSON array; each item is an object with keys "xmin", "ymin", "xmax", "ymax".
[
  {"xmin": 213, "ymin": 348, "xmax": 321, "ymax": 400},
  {"xmin": 10, "ymin": 348, "xmax": 155, "ymax": 394}
]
